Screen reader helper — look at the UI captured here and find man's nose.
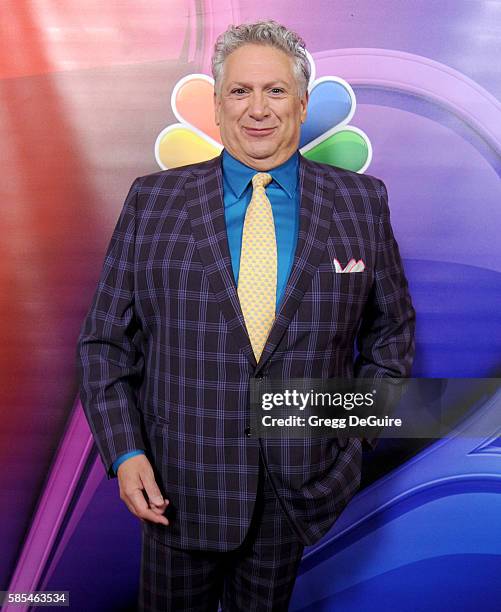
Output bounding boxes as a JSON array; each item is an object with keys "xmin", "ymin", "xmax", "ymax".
[{"xmin": 247, "ymin": 92, "xmax": 270, "ymax": 120}]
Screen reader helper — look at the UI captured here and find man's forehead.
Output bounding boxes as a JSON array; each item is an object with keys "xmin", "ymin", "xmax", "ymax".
[
  {"xmin": 221, "ymin": 49, "xmax": 296, "ymax": 86},
  {"xmin": 224, "ymin": 44, "xmax": 294, "ymax": 67}
]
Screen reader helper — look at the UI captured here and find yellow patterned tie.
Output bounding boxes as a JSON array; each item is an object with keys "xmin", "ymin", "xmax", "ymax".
[{"xmin": 237, "ymin": 172, "xmax": 277, "ymax": 362}]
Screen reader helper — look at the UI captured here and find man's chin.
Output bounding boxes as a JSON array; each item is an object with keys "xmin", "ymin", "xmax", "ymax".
[
  {"xmin": 241, "ymin": 145, "xmax": 281, "ymax": 164},
  {"xmin": 224, "ymin": 143, "xmax": 288, "ymax": 168},
  {"xmin": 238, "ymin": 139, "xmax": 273, "ymax": 154}
]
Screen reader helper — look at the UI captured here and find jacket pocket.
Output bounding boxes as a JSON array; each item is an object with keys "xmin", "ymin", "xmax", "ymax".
[{"xmin": 142, "ymin": 410, "xmax": 170, "ymax": 434}]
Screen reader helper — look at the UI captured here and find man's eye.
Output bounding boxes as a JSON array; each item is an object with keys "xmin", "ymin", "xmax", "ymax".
[
  {"xmin": 270, "ymin": 88, "xmax": 285, "ymax": 94},
  {"xmin": 231, "ymin": 88, "xmax": 247, "ymax": 95}
]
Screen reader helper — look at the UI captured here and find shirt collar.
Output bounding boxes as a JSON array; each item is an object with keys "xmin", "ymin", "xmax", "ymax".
[{"xmin": 222, "ymin": 148, "xmax": 299, "ymax": 199}]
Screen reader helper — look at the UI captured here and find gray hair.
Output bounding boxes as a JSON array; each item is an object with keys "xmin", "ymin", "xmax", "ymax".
[{"xmin": 211, "ymin": 20, "xmax": 310, "ymax": 97}]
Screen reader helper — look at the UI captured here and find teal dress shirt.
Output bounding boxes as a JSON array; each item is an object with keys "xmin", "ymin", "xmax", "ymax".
[{"xmin": 112, "ymin": 149, "xmax": 300, "ymax": 474}]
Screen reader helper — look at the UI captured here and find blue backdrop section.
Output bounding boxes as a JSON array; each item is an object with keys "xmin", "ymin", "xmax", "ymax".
[
  {"xmin": 403, "ymin": 261, "xmax": 501, "ymax": 377},
  {"xmin": 288, "ymin": 373, "xmax": 501, "ymax": 610}
]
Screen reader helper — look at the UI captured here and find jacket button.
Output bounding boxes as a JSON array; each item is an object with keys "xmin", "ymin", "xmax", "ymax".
[
  {"xmin": 244, "ymin": 427, "xmax": 251, "ymax": 437},
  {"xmin": 255, "ymin": 372, "xmax": 264, "ymax": 379}
]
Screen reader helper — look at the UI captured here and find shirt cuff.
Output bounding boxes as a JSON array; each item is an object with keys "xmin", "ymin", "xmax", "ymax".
[{"xmin": 112, "ymin": 449, "xmax": 145, "ymax": 474}]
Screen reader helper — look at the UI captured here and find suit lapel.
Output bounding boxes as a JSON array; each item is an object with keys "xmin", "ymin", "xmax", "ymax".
[
  {"xmin": 184, "ymin": 153, "xmax": 258, "ymax": 368},
  {"xmin": 184, "ymin": 153, "xmax": 334, "ymax": 372},
  {"xmin": 257, "ymin": 155, "xmax": 334, "ymax": 370}
]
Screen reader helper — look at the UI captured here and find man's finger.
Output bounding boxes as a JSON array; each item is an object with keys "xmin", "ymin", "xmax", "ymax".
[
  {"xmin": 128, "ymin": 488, "xmax": 169, "ymax": 525},
  {"xmin": 140, "ymin": 470, "xmax": 169, "ymax": 509},
  {"xmin": 149, "ymin": 503, "xmax": 169, "ymax": 515}
]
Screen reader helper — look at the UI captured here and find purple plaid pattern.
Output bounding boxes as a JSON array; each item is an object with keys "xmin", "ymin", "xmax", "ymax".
[{"xmin": 76, "ymin": 152, "xmax": 415, "ymax": 551}]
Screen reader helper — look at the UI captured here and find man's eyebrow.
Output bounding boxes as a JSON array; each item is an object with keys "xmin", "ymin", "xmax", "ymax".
[{"xmin": 227, "ymin": 80, "xmax": 290, "ymax": 89}]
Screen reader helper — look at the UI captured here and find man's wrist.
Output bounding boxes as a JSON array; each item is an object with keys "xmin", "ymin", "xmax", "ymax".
[{"xmin": 112, "ymin": 450, "xmax": 146, "ymax": 474}]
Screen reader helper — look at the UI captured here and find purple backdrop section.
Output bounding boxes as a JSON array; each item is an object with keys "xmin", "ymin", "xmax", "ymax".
[{"xmin": 240, "ymin": 0, "xmax": 501, "ymax": 100}]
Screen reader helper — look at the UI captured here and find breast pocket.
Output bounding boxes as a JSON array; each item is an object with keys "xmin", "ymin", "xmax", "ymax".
[
  {"xmin": 316, "ymin": 258, "xmax": 373, "ymax": 302},
  {"xmin": 302, "ymin": 259, "xmax": 374, "ymax": 341}
]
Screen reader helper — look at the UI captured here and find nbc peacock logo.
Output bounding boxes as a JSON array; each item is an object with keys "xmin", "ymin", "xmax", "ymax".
[{"xmin": 155, "ymin": 53, "xmax": 371, "ymax": 173}]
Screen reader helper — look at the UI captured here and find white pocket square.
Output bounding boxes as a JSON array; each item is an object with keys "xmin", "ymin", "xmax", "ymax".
[{"xmin": 334, "ymin": 258, "xmax": 365, "ymax": 273}]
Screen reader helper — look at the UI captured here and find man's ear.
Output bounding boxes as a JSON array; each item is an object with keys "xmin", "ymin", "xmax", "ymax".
[
  {"xmin": 300, "ymin": 90, "xmax": 309, "ymax": 124},
  {"xmin": 214, "ymin": 91, "xmax": 220, "ymax": 126}
]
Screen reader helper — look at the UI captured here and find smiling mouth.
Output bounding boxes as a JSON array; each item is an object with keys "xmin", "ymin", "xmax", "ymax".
[{"xmin": 242, "ymin": 126, "xmax": 277, "ymax": 137}]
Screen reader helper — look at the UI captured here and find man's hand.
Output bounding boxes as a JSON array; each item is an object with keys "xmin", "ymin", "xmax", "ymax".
[{"xmin": 117, "ymin": 454, "xmax": 169, "ymax": 525}]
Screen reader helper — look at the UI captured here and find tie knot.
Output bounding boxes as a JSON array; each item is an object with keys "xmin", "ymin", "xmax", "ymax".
[{"xmin": 252, "ymin": 172, "xmax": 272, "ymax": 189}]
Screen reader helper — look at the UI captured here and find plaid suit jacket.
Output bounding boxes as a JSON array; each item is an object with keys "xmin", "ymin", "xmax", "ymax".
[{"xmin": 76, "ymin": 152, "xmax": 415, "ymax": 550}]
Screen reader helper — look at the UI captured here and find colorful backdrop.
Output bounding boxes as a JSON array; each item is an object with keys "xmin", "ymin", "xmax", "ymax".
[{"xmin": 1, "ymin": 1, "xmax": 500, "ymax": 611}]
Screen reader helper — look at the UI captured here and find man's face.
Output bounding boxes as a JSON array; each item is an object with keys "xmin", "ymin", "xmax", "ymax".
[{"xmin": 214, "ymin": 44, "xmax": 308, "ymax": 171}]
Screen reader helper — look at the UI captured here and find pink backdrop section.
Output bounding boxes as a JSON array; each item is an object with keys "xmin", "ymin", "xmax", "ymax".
[{"xmin": 0, "ymin": 0, "xmax": 194, "ymax": 79}]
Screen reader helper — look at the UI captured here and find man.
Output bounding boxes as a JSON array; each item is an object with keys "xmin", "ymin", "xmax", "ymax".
[{"xmin": 76, "ymin": 20, "xmax": 415, "ymax": 611}]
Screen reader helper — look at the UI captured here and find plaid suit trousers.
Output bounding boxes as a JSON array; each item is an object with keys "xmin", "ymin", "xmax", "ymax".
[{"xmin": 139, "ymin": 448, "xmax": 305, "ymax": 612}]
